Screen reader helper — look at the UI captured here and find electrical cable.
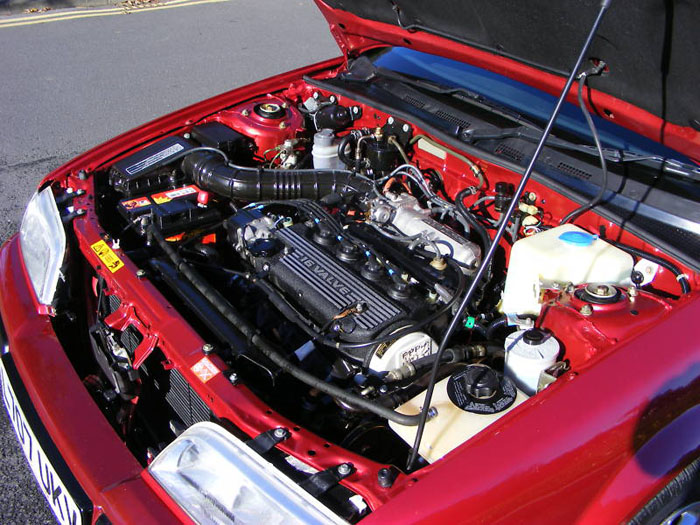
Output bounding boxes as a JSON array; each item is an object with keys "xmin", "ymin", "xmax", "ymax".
[
  {"xmin": 560, "ymin": 63, "xmax": 609, "ymax": 224},
  {"xmin": 605, "ymin": 239, "xmax": 691, "ymax": 295},
  {"xmin": 405, "ymin": 0, "xmax": 614, "ymax": 470}
]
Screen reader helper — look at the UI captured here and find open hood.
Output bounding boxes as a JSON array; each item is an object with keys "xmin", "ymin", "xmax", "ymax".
[{"xmin": 314, "ymin": 0, "xmax": 699, "ymax": 161}]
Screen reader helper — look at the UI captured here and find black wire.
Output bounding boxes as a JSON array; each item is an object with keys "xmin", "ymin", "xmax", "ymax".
[
  {"xmin": 560, "ymin": 68, "xmax": 608, "ymax": 224},
  {"xmin": 605, "ymin": 239, "xmax": 690, "ymax": 295},
  {"xmin": 455, "ymin": 188, "xmax": 493, "ymax": 255}
]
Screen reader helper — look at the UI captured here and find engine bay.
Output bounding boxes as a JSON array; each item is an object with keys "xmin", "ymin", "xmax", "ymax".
[{"xmin": 62, "ymin": 78, "xmax": 693, "ymax": 520}]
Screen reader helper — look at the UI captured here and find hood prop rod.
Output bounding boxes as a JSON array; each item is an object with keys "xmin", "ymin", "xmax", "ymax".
[{"xmin": 406, "ymin": 0, "xmax": 614, "ymax": 470}]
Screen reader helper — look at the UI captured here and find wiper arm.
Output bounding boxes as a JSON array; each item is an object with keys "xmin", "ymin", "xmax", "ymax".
[
  {"xmin": 466, "ymin": 126, "xmax": 700, "ymax": 182},
  {"xmin": 348, "ymin": 58, "xmax": 541, "ymax": 130}
]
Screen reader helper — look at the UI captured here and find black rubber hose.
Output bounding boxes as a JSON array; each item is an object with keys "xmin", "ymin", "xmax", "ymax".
[
  {"xmin": 485, "ymin": 316, "xmax": 508, "ymax": 340},
  {"xmin": 606, "ymin": 240, "xmax": 691, "ymax": 295},
  {"xmin": 456, "ymin": 188, "xmax": 492, "ymax": 255},
  {"xmin": 337, "ymin": 133, "xmax": 356, "ymax": 169},
  {"xmin": 148, "ymin": 224, "xmax": 423, "ymax": 426},
  {"xmin": 181, "ymin": 151, "xmax": 370, "ymax": 201}
]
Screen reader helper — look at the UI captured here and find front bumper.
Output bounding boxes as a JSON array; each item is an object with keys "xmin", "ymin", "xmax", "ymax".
[{"xmin": 0, "ymin": 235, "xmax": 182, "ymax": 524}]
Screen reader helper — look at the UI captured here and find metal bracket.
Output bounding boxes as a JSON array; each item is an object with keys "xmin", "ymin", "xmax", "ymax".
[
  {"xmin": 299, "ymin": 463, "xmax": 354, "ymax": 498},
  {"xmin": 246, "ymin": 427, "xmax": 290, "ymax": 455}
]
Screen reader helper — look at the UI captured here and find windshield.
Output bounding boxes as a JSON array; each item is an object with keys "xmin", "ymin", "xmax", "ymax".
[{"xmin": 370, "ymin": 47, "xmax": 691, "ymax": 164}]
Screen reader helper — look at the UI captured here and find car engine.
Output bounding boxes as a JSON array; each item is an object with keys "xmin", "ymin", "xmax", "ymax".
[{"xmin": 73, "ymin": 84, "xmax": 689, "ymax": 520}]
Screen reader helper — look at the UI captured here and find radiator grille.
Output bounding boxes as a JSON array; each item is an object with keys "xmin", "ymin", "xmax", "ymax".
[
  {"xmin": 163, "ymin": 368, "xmax": 212, "ymax": 427},
  {"xmin": 107, "ymin": 294, "xmax": 121, "ymax": 315},
  {"xmin": 120, "ymin": 325, "xmax": 143, "ymax": 355}
]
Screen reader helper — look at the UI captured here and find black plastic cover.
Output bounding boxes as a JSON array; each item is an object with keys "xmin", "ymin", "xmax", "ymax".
[
  {"xmin": 110, "ymin": 136, "xmax": 193, "ymax": 196},
  {"xmin": 190, "ymin": 122, "xmax": 254, "ymax": 161}
]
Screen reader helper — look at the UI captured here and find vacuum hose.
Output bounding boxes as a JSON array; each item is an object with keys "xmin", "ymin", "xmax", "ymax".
[{"xmin": 181, "ymin": 151, "xmax": 369, "ymax": 201}]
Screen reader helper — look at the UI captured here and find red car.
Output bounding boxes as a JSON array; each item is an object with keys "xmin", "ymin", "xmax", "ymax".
[{"xmin": 1, "ymin": 1, "xmax": 698, "ymax": 524}]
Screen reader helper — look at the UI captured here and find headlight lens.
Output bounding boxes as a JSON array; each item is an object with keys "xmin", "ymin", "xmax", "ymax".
[
  {"xmin": 19, "ymin": 187, "xmax": 66, "ymax": 305},
  {"xmin": 149, "ymin": 422, "xmax": 345, "ymax": 525}
]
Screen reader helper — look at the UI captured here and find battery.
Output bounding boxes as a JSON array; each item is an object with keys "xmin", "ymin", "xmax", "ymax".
[
  {"xmin": 118, "ymin": 185, "xmax": 220, "ymax": 235},
  {"xmin": 110, "ymin": 136, "xmax": 194, "ymax": 196}
]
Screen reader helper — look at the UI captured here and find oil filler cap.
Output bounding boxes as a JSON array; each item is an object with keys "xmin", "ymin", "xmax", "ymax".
[{"xmin": 447, "ymin": 364, "xmax": 517, "ymax": 414}]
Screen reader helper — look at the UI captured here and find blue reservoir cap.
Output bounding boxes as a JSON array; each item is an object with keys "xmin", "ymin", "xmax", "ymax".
[{"xmin": 559, "ymin": 230, "xmax": 597, "ymax": 246}]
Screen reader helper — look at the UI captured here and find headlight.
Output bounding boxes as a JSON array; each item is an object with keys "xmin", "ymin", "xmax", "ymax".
[
  {"xmin": 149, "ymin": 422, "xmax": 345, "ymax": 525},
  {"xmin": 19, "ymin": 187, "xmax": 66, "ymax": 306}
]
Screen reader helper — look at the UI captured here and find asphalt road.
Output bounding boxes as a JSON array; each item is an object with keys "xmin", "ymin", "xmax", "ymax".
[{"xmin": 0, "ymin": 1, "xmax": 337, "ymax": 522}]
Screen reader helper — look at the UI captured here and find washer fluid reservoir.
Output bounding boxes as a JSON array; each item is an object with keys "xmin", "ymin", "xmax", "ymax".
[
  {"xmin": 501, "ymin": 224, "xmax": 634, "ymax": 317},
  {"xmin": 389, "ymin": 365, "xmax": 528, "ymax": 463}
]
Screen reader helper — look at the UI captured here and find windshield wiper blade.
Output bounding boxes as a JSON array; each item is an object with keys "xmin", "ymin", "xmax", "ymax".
[
  {"xmin": 371, "ymin": 66, "xmax": 542, "ymax": 129},
  {"xmin": 466, "ymin": 126, "xmax": 700, "ymax": 182}
]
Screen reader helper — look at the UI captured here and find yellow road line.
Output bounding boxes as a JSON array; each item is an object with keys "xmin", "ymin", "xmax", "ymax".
[
  {"xmin": 0, "ymin": 0, "xmax": 226, "ymax": 28},
  {"xmin": 0, "ymin": 0, "xmax": 192, "ymax": 23}
]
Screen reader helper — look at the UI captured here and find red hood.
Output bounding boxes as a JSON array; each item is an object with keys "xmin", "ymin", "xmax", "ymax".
[{"xmin": 314, "ymin": 0, "xmax": 699, "ymax": 163}]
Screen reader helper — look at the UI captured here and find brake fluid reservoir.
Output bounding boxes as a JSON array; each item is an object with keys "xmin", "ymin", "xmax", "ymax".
[
  {"xmin": 501, "ymin": 224, "xmax": 633, "ymax": 316},
  {"xmin": 389, "ymin": 365, "xmax": 528, "ymax": 463},
  {"xmin": 312, "ymin": 129, "xmax": 344, "ymax": 170},
  {"xmin": 504, "ymin": 329, "xmax": 559, "ymax": 395}
]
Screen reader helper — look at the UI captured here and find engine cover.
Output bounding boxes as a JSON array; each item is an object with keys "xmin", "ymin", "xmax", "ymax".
[{"xmin": 270, "ymin": 224, "xmax": 408, "ymax": 345}]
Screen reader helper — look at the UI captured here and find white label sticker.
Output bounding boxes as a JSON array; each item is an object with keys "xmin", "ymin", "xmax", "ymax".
[{"xmin": 125, "ymin": 143, "xmax": 184, "ymax": 175}]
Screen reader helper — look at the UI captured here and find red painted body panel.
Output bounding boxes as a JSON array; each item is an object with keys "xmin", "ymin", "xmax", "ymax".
[
  {"xmin": 0, "ymin": 237, "xmax": 182, "ymax": 524},
  {"xmin": 0, "ymin": 24, "xmax": 698, "ymax": 525},
  {"xmin": 361, "ymin": 297, "xmax": 700, "ymax": 524}
]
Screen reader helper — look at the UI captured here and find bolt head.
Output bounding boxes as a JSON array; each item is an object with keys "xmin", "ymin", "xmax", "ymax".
[
  {"xmin": 580, "ymin": 304, "xmax": 593, "ymax": 316},
  {"xmin": 353, "ymin": 106, "xmax": 359, "ymax": 114},
  {"xmin": 402, "ymin": 124, "xmax": 410, "ymax": 132},
  {"xmin": 273, "ymin": 427, "xmax": 287, "ymax": 439},
  {"xmin": 241, "ymin": 109, "xmax": 250, "ymax": 117},
  {"xmin": 337, "ymin": 463, "xmax": 352, "ymax": 476},
  {"xmin": 183, "ymin": 133, "xmax": 191, "ymax": 139},
  {"xmin": 136, "ymin": 269, "xmax": 146, "ymax": 279},
  {"xmin": 387, "ymin": 117, "xmax": 395, "ymax": 125},
  {"xmin": 228, "ymin": 372, "xmax": 239, "ymax": 385},
  {"xmin": 202, "ymin": 343, "xmax": 214, "ymax": 354},
  {"xmin": 427, "ymin": 407, "xmax": 439, "ymax": 419},
  {"xmin": 628, "ymin": 286, "xmax": 638, "ymax": 297}
]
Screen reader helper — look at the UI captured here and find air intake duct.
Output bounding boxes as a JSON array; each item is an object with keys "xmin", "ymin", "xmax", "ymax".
[{"xmin": 181, "ymin": 152, "xmax": 369, "ymax": 201}]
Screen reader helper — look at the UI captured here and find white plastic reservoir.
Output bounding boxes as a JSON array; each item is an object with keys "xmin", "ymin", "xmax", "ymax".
[
  {"xmin": 501, "ymin": 224, "xmax": 634, "ymax": 316},
  {"xmin": 504, "ymin": 329, "xmax": 560, "ymax": 395},
  {"xmin": 312, "ymin": 129, "xmax": 344, "ymax": 170},
  {"xmin": 389, "ymin": 370, "xmax": 528, "ymax": 463}
]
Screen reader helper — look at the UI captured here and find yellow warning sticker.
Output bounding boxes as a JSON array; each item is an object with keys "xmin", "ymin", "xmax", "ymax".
[{"xmin": 90, "ymin": 240, "xmax": 125, "ymax": 273}]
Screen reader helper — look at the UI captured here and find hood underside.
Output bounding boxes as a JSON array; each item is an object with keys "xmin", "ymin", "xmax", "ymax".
[{"xmin": 317, "ymin": 0, "xmax": 699, "ymax": 151}]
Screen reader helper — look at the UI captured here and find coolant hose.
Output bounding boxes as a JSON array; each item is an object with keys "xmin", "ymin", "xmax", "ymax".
[
  {"xmin": 148, "ymin": 224, "xmax": 423, "ymax": 426},
  {"xmin": 337, "ymin": 133, "xmax": 357, "ymax": 169},
  {"xmin": 181, "ymin": 151, "xmax": 370, "ymax": 201}
]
